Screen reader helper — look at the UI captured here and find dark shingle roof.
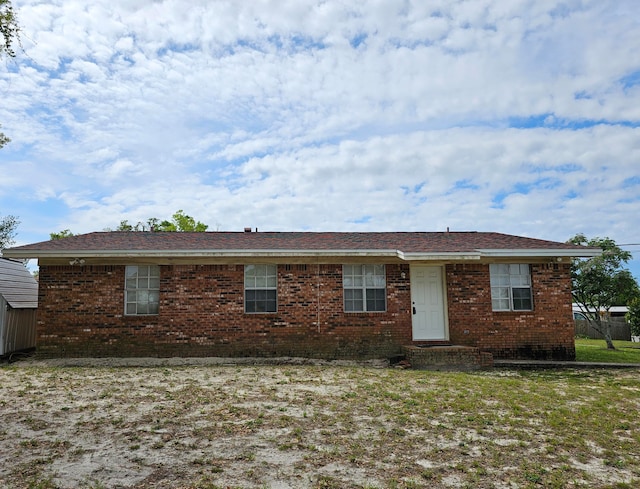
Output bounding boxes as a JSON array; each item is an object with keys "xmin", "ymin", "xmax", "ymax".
[{"xmin": 4, "ymin": 231, "xmax": 597, "ymax": 258}]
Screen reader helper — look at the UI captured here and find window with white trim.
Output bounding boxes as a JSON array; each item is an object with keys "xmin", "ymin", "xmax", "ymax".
[
  {"xmin": 490, "ymin": 264, "xmax": 533, "ymax": 311},
  {"xmin": 245, "ymin": 264, "xmax": 277, "ymax": 313},
  {"xmin": 343, "ymin": 264, "xmax": 386, "ymax": 312},
  {"xmin": 125, "ymin": 265, "xmax": 160, "ymax": 315}
]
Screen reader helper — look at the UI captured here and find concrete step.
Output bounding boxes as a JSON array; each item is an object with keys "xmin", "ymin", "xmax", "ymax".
[{"xmin": 402, "ymin": 345, "xmax": 493, "ymax": 370}]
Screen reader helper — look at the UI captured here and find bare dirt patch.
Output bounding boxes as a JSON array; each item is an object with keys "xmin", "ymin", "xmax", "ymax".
[{"xmin": 1, "ymin": 358, "xmax": 639, "ymax": 488}]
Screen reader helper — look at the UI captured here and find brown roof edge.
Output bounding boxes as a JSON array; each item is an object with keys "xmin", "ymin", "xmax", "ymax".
[{"xmin": 2, "ymin": 231, "xmax": 602, "ymax": 260}]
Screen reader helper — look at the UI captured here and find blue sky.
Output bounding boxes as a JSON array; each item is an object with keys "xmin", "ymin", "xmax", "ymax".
[{"xmin": 1, "ymin": 0, "xmax": 639, "ymax": 279}]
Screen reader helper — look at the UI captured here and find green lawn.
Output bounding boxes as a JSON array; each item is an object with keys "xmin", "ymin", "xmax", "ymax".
[{"xmin": 575, "ymin": 338, "xmax": 640, "ymax": 363}]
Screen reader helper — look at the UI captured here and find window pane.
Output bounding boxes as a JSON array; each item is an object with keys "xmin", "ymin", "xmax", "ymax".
[
  {"xmin": 491, "ymin": 263, "xmax": 532, "ymax": 312},
  {"xmin": 491, "ymin": 264, "xmax": 509, "ymax": 275},
  {"xmin": 124, "ymin": 265, "xmax": 160, "ymax": 316},
  {"xmin": 244, "ymin": 265, "xmax": 277, "ymax": 313},
  {"xmin": 492, "ymin": 298, "xmax": 510, "ymax": 311},
  {"xmin": 495, "ymin": 275, "xmax": 510, "ymax": 286},
  {"xmin": 265, "ymin": 290, "xmax": 277, "ymax": 312},
  {"xmin": 363, "ymin": 265, "xmax": 375, "ymax": 287},
  {"xmin": 245, "ymin": 289, "xmax": 256, "ymax": 313},
  {"xmin": 513, "ymin": 288, "xmax": 532, "ymax": 310},
  {"xmin": 344, "ymin": 289, "xmax": 364, "ymax": 312},
  {"xmin": 373, "ymin": 276, "xmax": 385, "ymax": 288},
  {"xmin": 343, "ymin": 265, "xmax": 356, "ymax": 275},
  {"xmin": 366, "ymin": 288, "xmax": 386, "ymax": 312},
  {"xmin": 343, "ymin": 265, "xmax": 385, "ymax": 311},
  {"xmin": 491, "ymin": 287, "xmax": 509, "ymax": 300},
  {"xmin": 363, "ymin": 265, "xmax": 385, "ymax": 288}
]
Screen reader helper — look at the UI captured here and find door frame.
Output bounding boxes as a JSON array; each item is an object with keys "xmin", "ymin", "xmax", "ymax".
[{"xmin": 409, "ymin": 265, "xmax": 450, "ymax": 341}]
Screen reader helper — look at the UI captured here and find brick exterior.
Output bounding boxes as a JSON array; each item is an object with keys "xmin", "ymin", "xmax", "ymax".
[
  {"xmin": 35, "ymin": 261, "xmax": 575, "ymax": 360},
  {"xmin": 36, "ymin": 264, "xmax": 412, "ymax": 359},
  {"xmin": 445, "ymin": 263, "xmax": 575, "ymax": 360}
]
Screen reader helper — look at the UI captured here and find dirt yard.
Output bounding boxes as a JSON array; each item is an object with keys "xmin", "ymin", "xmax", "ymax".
[{"xmin": 1, "ymin": 357, "xmax": 639, "ymax": 488}]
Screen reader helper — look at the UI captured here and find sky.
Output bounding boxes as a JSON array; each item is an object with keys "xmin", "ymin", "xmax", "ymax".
[{"xmin": 1, "ymin": 0, "xmax": 639, "ymax": 278}]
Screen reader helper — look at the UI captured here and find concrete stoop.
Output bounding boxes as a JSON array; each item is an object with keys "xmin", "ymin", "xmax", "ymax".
[{"xmin": 402, "ymin": 345, "xmax": 494, "ymax": 370}]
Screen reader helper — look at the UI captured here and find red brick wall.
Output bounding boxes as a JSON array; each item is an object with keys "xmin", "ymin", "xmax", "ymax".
[
  {"xmin": 36, "ymin": 261, "xmax": 574, "ymax": 360},
  {"xmin": 445, "ymin": 263, "xmax": 575, "ymax": 360},
  {"xmin": 36, "ymin": 264, "xmax": 412, "ymax": 359}
]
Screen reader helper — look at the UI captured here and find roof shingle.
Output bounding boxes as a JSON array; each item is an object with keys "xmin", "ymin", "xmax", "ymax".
[{"xmin": 4, "ymin": 231, "xmax": 596, "ymax": 257}]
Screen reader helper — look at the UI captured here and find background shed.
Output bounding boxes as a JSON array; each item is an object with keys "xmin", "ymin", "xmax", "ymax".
[{"xmin": 0, "ymin": 258, "xmax": 38, "ymax": 357}]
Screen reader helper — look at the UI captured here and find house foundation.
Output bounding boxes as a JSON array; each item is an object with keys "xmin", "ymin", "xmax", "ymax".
[{"xmin": 402, "ymin": 345, "xmax": 494, "ymax": 370}]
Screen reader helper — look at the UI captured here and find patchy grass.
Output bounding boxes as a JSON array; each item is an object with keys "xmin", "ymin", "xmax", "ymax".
[
  {"xmin": 575, "ymin": 338, "xmax": 640, "ymax": 363},
  {"xmin": 1, "ymin": 363, "xmax": 639, "ymax": 488}
]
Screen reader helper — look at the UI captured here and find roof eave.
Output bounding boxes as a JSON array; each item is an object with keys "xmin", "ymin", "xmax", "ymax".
[
  {"xmin": 5, "ymin": 249, "xmax": 482, "ymax": 261},
  {"xmin": 477, "ymin": 248, "xmax": 602, "ymax": 258},
  {"xmin": 4, "ymin": 247, "xmax": 601, "ymax": 261},
  {"xmin": 4, "ymin": 249, "xmax": 404, "ymax": 259},
  {"xmin": 397, "ymin": 252, "xmax": 481, "ymax": 261}
]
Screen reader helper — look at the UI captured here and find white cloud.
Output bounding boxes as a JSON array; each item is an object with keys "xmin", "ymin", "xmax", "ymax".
[{"xmin": 2, "ymin": 0, "xmax": 640, "ymax": 274}]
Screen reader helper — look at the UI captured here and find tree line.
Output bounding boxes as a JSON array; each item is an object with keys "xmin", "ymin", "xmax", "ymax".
[
  {"xmin": 1, "ymin": 0, "xmax": 20, "ymax": 148},
  {"xmin": 49, "ymin": 210, "xmax": 208, "ymax": 240}
]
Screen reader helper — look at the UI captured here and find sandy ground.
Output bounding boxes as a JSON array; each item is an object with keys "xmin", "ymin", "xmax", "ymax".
[{"xmin": 1, "ymin": 357, "xmax": 638, "ymax": 488}]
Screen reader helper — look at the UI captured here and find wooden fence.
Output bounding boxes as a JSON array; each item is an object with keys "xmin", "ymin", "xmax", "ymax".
[{"xmin": 574, "ymin": 317, "xmax": 630, "ymax": 341}]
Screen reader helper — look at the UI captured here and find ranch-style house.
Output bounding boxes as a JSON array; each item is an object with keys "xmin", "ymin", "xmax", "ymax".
[{"xmin": 3, "ymin": 230, "xmax": 600, "ymax": 361}]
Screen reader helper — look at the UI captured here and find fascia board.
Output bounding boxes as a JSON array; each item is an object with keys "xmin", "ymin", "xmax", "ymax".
[
  {"xmin": 477, "ymin": 248, "xmax": 602, "ymax": 258},
  {"xmin": 4, "ymin": 247, "xmax": 602, "ymax": 260},
  {"xmin": 397, "ymin": 252, "xmax": 481, "ymax": 261},
  {"xmin": 3, "ymin": 249, "xmax": 403, "ymax": 259}
]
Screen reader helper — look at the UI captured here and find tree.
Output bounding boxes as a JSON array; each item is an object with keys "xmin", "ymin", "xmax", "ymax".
[
  {"xmin": 0, "ymin": 126, "xmax": 9, "ymax": 149},
  {"xmin": 0, "ymin": 213, "xmax": 19, "ymax": 251},
  {"xmin": 153, "ymin": 210, "xmax": 208, "ymax": 232},
  {"xmin": 1, "ymin": 0, "xmax": 20, "ymax": 148},
  {"xmin": 628, "ymin": 297, "xmax": 640, "ymax": 338},
  {"xmin": 1, "ymin": 0, "xmax": 20, "ymax": 58},
  {"xmin": 114, "ymin": 220, "xmax": 144, "ymax": 232},
  {"xmin": 53, "ymin": 211, "xmax": 209, "ymax": 237},
  {"xmin": 568, "ymin": 234, "xmax": 639, "ymax": 349},
  {"xmin": 50, "ymin": 229, "xmax": 75, "ymax": 240}
]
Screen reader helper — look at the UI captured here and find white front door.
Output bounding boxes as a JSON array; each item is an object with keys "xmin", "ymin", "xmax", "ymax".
[{"xmin": 410, "ymin": 266, "xmax": 448, "ymax": 341}]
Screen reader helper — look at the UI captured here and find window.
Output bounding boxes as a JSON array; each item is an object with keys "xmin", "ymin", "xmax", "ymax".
[
  {"xmin": 490, "ymin": 264, "xmax": 532, "ymax": 311},
  {"xmin": 245, "ymin": 264, "xmax": 277, "ymax": 313},
  {"xmin": 125, "ymin": 265, "xmax": 160, "ymax": 315},
  {"xmin": 343, "ymin": 264, "xmax": 386, "ymax": 312}
]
